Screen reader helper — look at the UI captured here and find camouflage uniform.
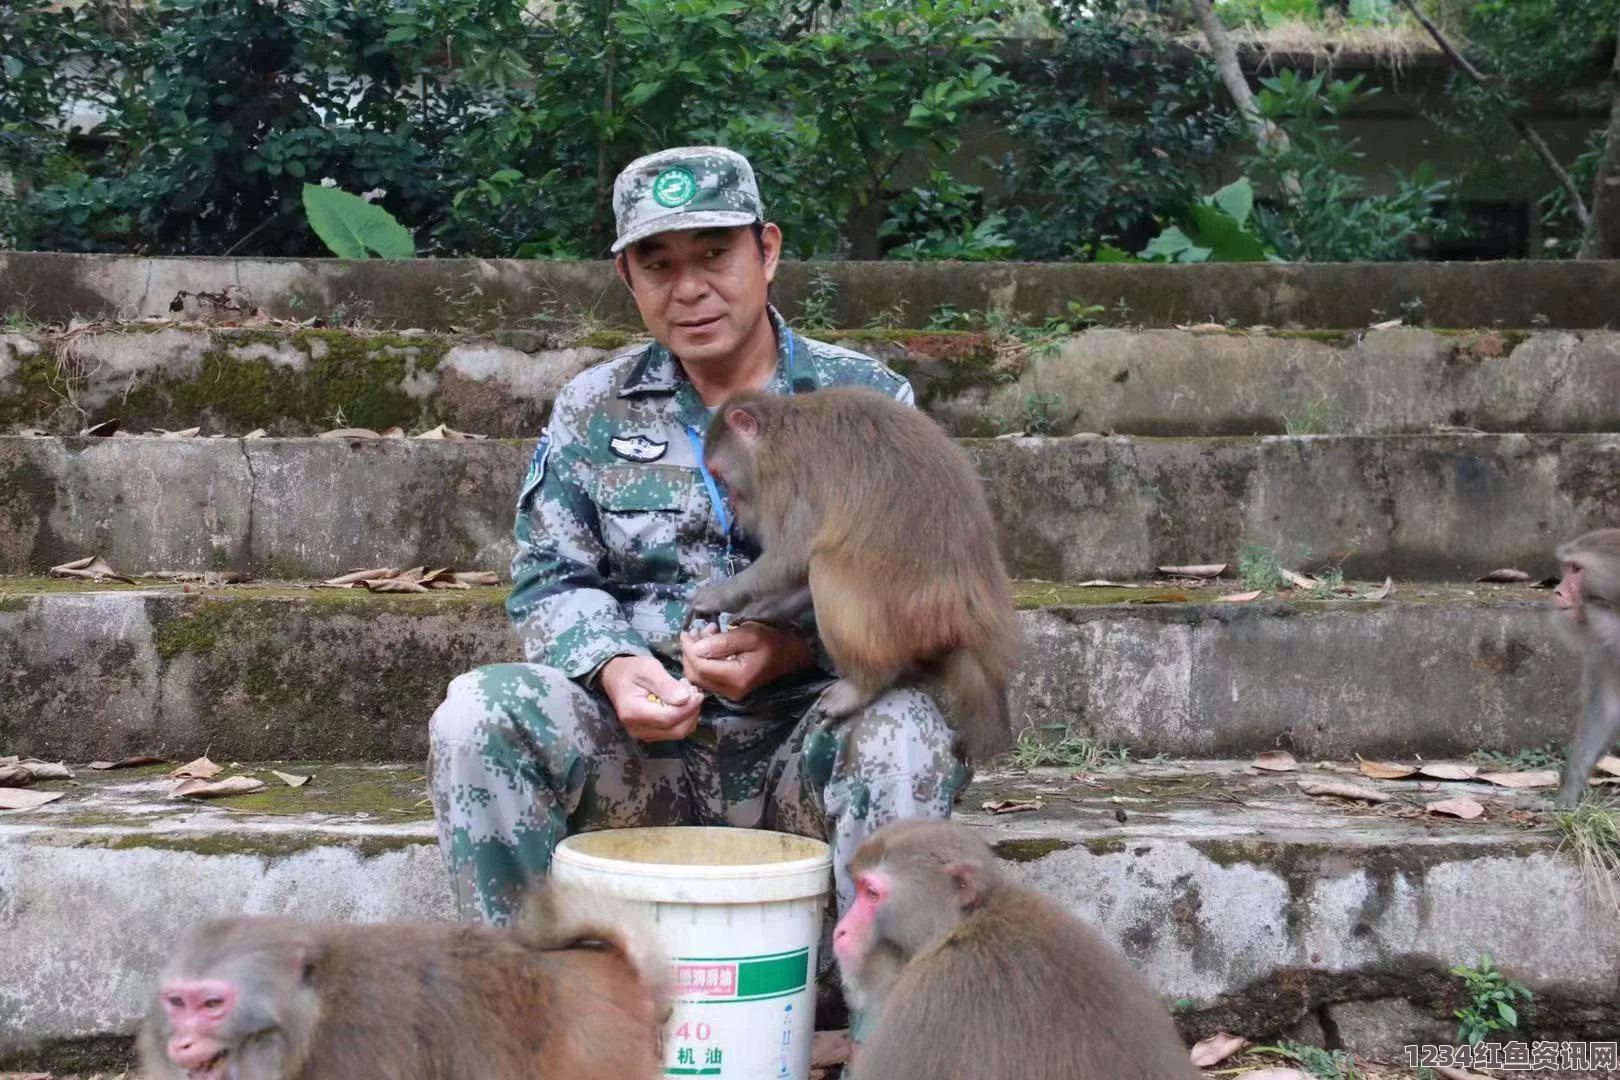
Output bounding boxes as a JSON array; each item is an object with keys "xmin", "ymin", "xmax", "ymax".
[{"xmin": 427, "ymin": 146, "xmax": 970, "ymax": 933}]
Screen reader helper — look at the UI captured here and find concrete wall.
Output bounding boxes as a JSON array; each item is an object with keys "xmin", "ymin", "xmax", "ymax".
[{"xmin": 7, "ymin": 251, "xmax": 1620, "ymax": 330}]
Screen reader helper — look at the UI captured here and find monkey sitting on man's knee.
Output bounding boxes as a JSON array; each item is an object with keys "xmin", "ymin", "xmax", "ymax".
[
  {"xmin": 1553, "ymin": 527, "xmax": 1620, "ymax": 809},
  {"xmin": 832, "ymin": 818, "xmax": 1199, "ymax": 1080},
  {"xmin": 138, "ymin": 881, "xmax": 668, "ymax": 1080},
  {"xmin": 685, "ymin": 387, "xmax": 1019, "ymax": 765}
]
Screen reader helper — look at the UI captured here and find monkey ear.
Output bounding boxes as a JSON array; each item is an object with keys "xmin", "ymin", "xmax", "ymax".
[
  {"xmin": 725, "ymin": 406, "xmax": 760, "ymax": 443},
  {"xmin": 945, "ymin": 861, "xmax": 981, "ymax": 907}
]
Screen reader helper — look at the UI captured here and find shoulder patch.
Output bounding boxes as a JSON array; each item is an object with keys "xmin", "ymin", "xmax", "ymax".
[
  {"xmin": 609, "ymin": 434, "xmax": 668, "ymax": 463},
  {"xmin": 517, "ymin": 431, "xmax": 550, "ymax": 508}
]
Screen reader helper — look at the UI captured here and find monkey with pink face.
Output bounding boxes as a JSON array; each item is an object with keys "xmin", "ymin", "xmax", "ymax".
[
  {"xmin": 831, "ymin": 817, "xmax": 1199, "ymax": 1080},
  {"xmin": 1552, "ymin": 527, "xmax": 1620, "ymax": 809}
]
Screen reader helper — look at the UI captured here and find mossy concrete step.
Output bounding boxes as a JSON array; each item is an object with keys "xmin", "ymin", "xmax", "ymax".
[
  {"xmin": 3, "ymin": 760, "xmax": 1617, "ymax": 1067},
  {"xmin": 3, "ymin": 431, "xmax": 1614, "ymax": 583},
  {"xmin": 0, "ymin": 579, "xmax": 1577, "ymax": 766},
  {"xmin": 7, "ymin": 323, "xmax": 1618, "ymax": 438}
]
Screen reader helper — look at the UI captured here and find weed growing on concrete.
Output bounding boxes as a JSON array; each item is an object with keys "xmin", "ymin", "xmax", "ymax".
[
  {"xmin": 1005, "ymin": 724, "xmax": 1125, "ymax": 771},
  {"xmin": 1450, "ymin": 953, "xmax": 1532, "ymax": 1046},
  {"xmin": 1400, "ymin": 295, "xmax": 1427, "ymax": 326},
  {"xmin": 1238, "ymin": 543, "xmax": 1287, "ymax": 593},
  {"xmin": 996, "ymin": 390, "xmax": 1064, "ymax": 436},
  {"xmin": 1249, "ymin": 1040, "xmax": 1361, "ymax": 1079},
  {"xmin": 925, "ymin": 303, "xmax": 972, "ymax": 330},
  {"xmin": 1556, "ymin": 800, "xmax": 1620, "ymax": 916},
  {"xmin": 1471, "ymin": 743, "xmax": 1562, "ymax": 771},
  {"xmin": 864, "ymin": 298, "xmax": 908, "ymax": 331},
  {"xmin": 1282, "ymin": 394, "xmax": 1346, "ymax": 435},
  {"xmin": 799, "ymin": 269, "xmax": 839, "ymax": 330}
]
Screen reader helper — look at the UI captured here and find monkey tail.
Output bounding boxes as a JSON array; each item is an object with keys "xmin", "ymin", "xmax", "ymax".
[
  {"xmin": 518, "ymin": 881, "xmax": 672, "ymax": 1014},
  {"xmin": 942, "ymin": 646, "xmax": 1014, "ymax": 764}
]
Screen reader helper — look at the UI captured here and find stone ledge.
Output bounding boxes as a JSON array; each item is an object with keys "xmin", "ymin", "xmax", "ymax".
[
  {"xmin": 7, "ymin": 251, "xmax": 1620, "ymax": 330},
  {"xmin": 3, "ymin": 762, "xmax": 1615, "ymax": 1060},
  {"xmin": 7, "ymin": 324, "xmax": 1618, "ymax": 438},
  {"xmin": 2, "ymin": 432, "xmax": 1614, "ymax": 581},
  {"xmin": 0, "ymin": 581, "xmax": 1578, "ymax": 763}
]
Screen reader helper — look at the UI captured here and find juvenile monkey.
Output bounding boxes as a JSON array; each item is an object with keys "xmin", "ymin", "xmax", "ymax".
[
  {"xmin": 138, "ymin": 882, "xmax": 669, "ymax": 1080},
  {"xmin": 1553, "ymin": 527, "xmax": 1620, "ymax": 809},
  {"xmin": 833, "ymin": 818, "xmax": 1199, "ymax": 1080},
  {"xmin": 686, "ymin": 387, "xmax": 1018, "ymax": 763}
]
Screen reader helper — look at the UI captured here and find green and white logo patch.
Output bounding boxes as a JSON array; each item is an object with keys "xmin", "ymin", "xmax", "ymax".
[{"xmin": 652, "ymin": 166, "xmax": 699, "ymax": 208}]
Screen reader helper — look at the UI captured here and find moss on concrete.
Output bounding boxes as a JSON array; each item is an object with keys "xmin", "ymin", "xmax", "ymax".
[
  {"xmin": 151, "ymin": 599, "xmax": 236, "ymax": 658},
  {"xmin": 0, "ymin": 1034, "xmax": 133, "ymax": 1074},
  {"xmin": 577, "ymin": 328, "xmax": 635, "ymax": 351},
  {"xmin": 992, "ymin": 837, "xmax": 1077, "ymax": 862}
]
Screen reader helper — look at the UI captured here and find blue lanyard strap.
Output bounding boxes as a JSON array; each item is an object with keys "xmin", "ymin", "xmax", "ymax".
[{"xmin": 686, "ymin": 425, "xmax": 733, "ymax": 551}]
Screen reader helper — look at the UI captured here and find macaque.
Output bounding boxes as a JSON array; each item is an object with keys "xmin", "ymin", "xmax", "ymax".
[
  {"xmin": 138, "ymin": 882, "xmax": 669, "ymax": 1080},
  {"xmin": 1553, "ymin": 527, "xmax": 1620, "ymax": 809},
  {"xmin": 686, "ymin": 387, "xmax": 1018, "ymax": 763},
  {"xmin": 833, "ymin": 818, "xmax": 1200, "ymax": 1080}
]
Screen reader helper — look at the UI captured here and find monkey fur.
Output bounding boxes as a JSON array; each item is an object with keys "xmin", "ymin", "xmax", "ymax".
[
  {"xmin": 138, "ymin": 881, "xmax": 669, "ymax": 1080},
  {"xmin": 686, "ymin": 387, "xmax": 1019, "ymax": 764},
  {"xmin": 1553, "ymin": 527, "xmax": 1620, "ymax": 809},
  {"xmin": 832, "ymin": 818, "xmax": 1199, "ymax": 1080}
]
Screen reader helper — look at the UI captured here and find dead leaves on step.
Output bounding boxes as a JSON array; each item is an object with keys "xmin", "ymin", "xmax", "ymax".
[
  {"xmin": 318, "ymin": 566, "xmax": 500, "ymax": 592},
  {"xmin": 0, "ymin": 756, "xmax": 74, "ymax": 811},
  {"xmin": 1189, "ymin": 1031, "xmax": 1246, "ymax": 1067},
  {"xmin": 27, "ymin": 416, "xmax": 490, "ymax": 440},
  {"xmin": 1252, "ymin": 750, "xmax": 1579, "ymax": 821},
  {"xmin": 49, "ymin": 555, "xmax": 135, "ymax": 584},
  {"xmin": 165, "ymin": 756, "xmax": 311, "ymax": 800}
]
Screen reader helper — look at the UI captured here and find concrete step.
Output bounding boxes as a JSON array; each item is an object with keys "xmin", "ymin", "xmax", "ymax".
[
  {"xmin": 7, "ymin": 323, "xmax": 1619, "ymax": 438},
  {"xmin": 0, "ymin": 579, "xmax": 1576, "ymax": 765},
  {"xmin": 3, "ymin": 760, "xmax": 1615, "ymax": 1068},
  {"xmin": 3, "ymin": 432, "xmax": 1613, "ymax": 582}
]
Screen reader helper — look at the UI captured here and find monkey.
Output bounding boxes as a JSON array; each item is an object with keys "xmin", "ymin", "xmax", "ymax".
[
  {"xmin": 684, "ymin": 386, "xmax": 1019, "ymax": 764},
  {"xmin": 137, "ymin": 881, "xmax": 669, "ymax": 1080},
  {"xmin": 1552, "ymin": 527, "xmax": 1620, "ymax": 809},
  {"xmin": 831, "ymin": 818, "xmax": 1200, "ymax": 1080}
]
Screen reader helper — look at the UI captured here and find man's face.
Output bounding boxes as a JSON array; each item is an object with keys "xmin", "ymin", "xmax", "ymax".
[{"xmin": 617, "ymin": 224, "xmax": 781, "ymax": 364}]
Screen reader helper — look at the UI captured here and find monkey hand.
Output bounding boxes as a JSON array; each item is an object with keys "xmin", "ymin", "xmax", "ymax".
[
  {"xmin": 681, "ymin": 622, "xmax": 815, "ymax": 702},
  {"xmin": 600, "ymin": 656, "xmax": 703, "ymax": 742},
  {"xmin": 684, "ymin": 585, "xmax": 727, "ymax": 631}
]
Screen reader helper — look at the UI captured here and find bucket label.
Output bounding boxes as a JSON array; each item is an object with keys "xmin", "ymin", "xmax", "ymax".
[{"xmin": 671, "ymin": 948, "xmax": 808, "ymax": 1003}]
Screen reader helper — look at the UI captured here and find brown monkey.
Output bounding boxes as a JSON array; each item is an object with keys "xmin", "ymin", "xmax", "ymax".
[
  {"xmin": 686, "ymin": 386, "xmax": 1018, "ymax": 763},
  {"xmin": 832, "ymin": 818, "xmax": 1199, "ymax": 1080},
  {"xmin": 1553, "ymin": 527, "xmax": 1620, "ymax": 809},
  {"xmin": 138, "ymin": 881, "xmax": 669, "ymax": 1080}
]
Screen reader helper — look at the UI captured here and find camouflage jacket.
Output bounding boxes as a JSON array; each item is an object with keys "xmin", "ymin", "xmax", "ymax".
[{"xmin": 507, "ymin": 305, "xmax": 914, "ymax": 686}]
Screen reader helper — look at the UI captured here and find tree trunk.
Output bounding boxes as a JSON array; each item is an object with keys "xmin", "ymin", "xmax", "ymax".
[
  {"xmin": 1580, "ymin": 18, "xmax": 1620, "ymax": 259},
  {"xmin": 1186, "ymin": 0, "xmax": 1299, "ymax": 197}
]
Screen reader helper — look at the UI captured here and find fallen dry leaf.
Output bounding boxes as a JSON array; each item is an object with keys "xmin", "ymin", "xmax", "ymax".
[
  {"xmin": 1251, "ymin": 750, "xmax": 1299, "ymax": 772},
  {"xmin": 50, "ymin": 555, "xmax": 136, "ymax": 584},
  {"xmin": 1216, "ymin": 590, "xmax": 1263, "ymax": 603},
  {"xmin": 381, "ymin": 426, "xmax": 406, "ymax": 438},
  {"xmin": 1298, "ymin": 778, "xmax": 1391, "ymax": 803},
  {"xmin": 1476, "ymin": 568, "xmax": 1532, "ymax": 583},
  {"xmin": 981, "ymin": 798, "xmax": 1042, "ymax": 815},
  {"xmin": 87, "ymin": 755, "xmax": 166, "ymax": 770},
  {"xmin": 272, "ymin": 771, "xmax": 311, "ymax": 788},
  {"xmin": 0, "ymin": 765, "xmax": 34, "ymax": 786},
  {"xmin": 1189, "ymin": 1031, "xmax": 1246, "ymax": 1067},
  {"xmin": 1427, "ymin": 797, "xmax": 1486, "ymax": 819},
  {"xmin": 1280, "ymin": 568, "xmax": 1320, "ymax": 590},
  {"xmin": 1416, "ymin": 762, "xmax": 1479, "ymax": 781},
  {"xmin": 1157, "ymin": 563, "xmax": 1227, "ymax": 578},
  {"xmin": 414, "ymin": 423, "xmax": 487, "ymax": 440},
  {"xmin": 1435, "ymin": 1065, "xmax": 1492, "ymax": 1080},
  {"xmin": 1369, "ymin": 317, "xmax": 1404, "ymax": 330},
  {"xmin": 157, "ymin": 426, "xmax": 202, "ymax": 439},
  {"xmin": 1177, "ymin": 322, "xmax": 1231, "ymax": 334},
  {"xmin": 243, "ymin": 428, "xmax": 268, "ymax": 439},
  {"xmin": 1366, "ymin": 576, "xmax": 1395, "ymax": 601},
  {"xmin": 321, "ymin": 567, "xmax": 399, "ymax": 587},
  {"xmin": 1478, "ymin": 769, "xmax": 1558, "ymax": 789},
  {"xmin": 366, "ymin": 578, "xmax": 431, "ymax": 593},
  {"xmin": 80, "ymin": 418, "xmax": 120, "ymax": 437},
  {"xmin": 0, "ymin": 788, "xmax": 65, "ymax": 811},
  {"xmin": 173, "ymin": 776, "xmax": 267, "ymax": 799},
  {"xmin": 1597, "ymin": 755, "xmax": 1620, "ymax": 777},
  {"xmin": 1071, "ymin": 579, "xmax": 1140, "ymax": 588},
  {"xmin": 170, "ymin": 755, "xmax": 224, "ymax": 780},
  {"xmin": 18, "ymin": 760, "xmax": 72, "ymax": 781},
  {"xmin": 319, "ymin": 427, "xmax": 382, "ymax": 439},
  {"xmin": 1358, "ymin": 759, "xmax": 1418, "ymax": 780},
  {"xmin": 448, "ymin": 571, "xmax": 499, "ymax": 587}
]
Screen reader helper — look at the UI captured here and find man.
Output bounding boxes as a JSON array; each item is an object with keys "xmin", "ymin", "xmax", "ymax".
[{"xmin": 426, "ymin": 146, "xmax": 968, "ymax": 936}]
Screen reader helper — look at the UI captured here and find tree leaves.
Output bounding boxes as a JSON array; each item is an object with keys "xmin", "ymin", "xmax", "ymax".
[{"xmin": 301, "ymin": 183, "xmax": 416, "ymax": 260}]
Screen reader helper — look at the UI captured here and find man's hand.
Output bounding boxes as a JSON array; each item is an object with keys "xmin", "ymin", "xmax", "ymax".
[
  {"xmin": 600, "ymin": 655, "xmax": 703, "ymax": 742},
  {"xmin": 680, "ymin": 621, "xmax": 815, "ymax": 702}
]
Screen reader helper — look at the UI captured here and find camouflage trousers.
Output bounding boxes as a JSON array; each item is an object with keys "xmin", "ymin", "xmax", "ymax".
[{"xmin": 426, "ymin": 662, "xmax": 970, "ymax": 928}]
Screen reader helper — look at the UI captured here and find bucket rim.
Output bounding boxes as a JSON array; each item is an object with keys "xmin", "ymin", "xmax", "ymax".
[{"xmin": 552, "ymin": 825, "xmax": 833, "ymax": 883}]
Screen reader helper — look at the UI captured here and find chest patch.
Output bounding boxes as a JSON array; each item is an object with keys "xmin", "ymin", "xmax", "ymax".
[{"xmin": 610, "ymin": 434, "xmax": 669, "ymax": 463}]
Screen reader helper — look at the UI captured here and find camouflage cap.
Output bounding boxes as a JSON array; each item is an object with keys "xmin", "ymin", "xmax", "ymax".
[{"xmin": 610, "ymin": 146, "xmax": 764, "ymax": 255}]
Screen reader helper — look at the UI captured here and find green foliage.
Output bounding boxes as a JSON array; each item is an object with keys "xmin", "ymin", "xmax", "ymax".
[
  {"xmin": 1471, "ymin": 743, "xmax": 1562, "ymax": 770},
  {"xmin": 1249, "ymin": 1039, "xmax": 1362, "ymax": 1080},
  {"xmin": 1238, "ymin": 543, "xmax": 1287, "ymax": 592},
  {"xmin": 797, "ymin": 268, "xmax": 840, "ymax": 330},
  {"xmin": 1138, "ymin": 178, "xmax": 1277, "ymax": 262},
  {"xmin": 1244, "ymin": 70, "xmax": 1452, "ymax": 262},
  {"xmin": 995, "ymin": 0, "xmax": 1239, "ymax": 260},
  {"xmin": 1451, "ymin": 953, "xmax": 1532, "ymax": 1046},
  {"xmin": 1006, "ymin": 724, "xmax": 1126, "ymax": 770},
  {"xmin": 882, "ymin": 170, "xmax": 1015, "ymax": 261},
  {"xmin": 302, "ymin": 184, "xmax": 415, "ymax": 259}
]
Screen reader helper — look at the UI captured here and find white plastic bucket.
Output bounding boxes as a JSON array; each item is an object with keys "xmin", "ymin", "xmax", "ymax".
[{"xmin": 550, "ymin": 826, "xmax": 833, "ymax": 1080}]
